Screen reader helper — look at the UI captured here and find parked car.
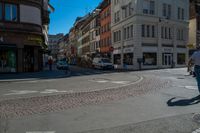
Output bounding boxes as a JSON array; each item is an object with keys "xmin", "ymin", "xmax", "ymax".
[
  {"xmin": 56, "ymin": 60, "xmax": 69, "ymax": 70},
  {"xmin": 92, "ymin": 58, "xmax": 114, "ymax": 70}
]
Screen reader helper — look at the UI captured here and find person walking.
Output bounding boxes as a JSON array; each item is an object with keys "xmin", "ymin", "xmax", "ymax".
[
  {"xmin": 48, "ymin": 56, "xmax": 53, "ymax": 71},
  {"xmin": 188, "ymin": 46, "xmax": 200, "ymax": 94}
]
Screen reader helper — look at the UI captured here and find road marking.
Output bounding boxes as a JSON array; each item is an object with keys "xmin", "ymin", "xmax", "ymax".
[
  {"xmin": 111, "ymin": 81, "xmax": 130, "ymax": 84},
  {"xmin": 4, "ymin": 90, "xmax": 38, "ymax": 95},
  {"xmin": 26, "ymin": 131, "xmax": 55, "ymax": 133},
  {"xmin": 185, "ymin": 86, "xmax": 198, "ymax": 90},
  {"xmin": 4, "ymin": 89, "xmax": 72, "ymax": 96},
  {"xmin": 40, "ymin": 89, "xmax": 68, "ymax": 94}
]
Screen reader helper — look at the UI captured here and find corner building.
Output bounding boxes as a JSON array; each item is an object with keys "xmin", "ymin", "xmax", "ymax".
[
  {"xmin": 111, "ymin": 0, "xmax": 189, "ymax": 70},
  {"xmin": 0, "ymin": 0, "xmax": 51, "ymax": 73}
]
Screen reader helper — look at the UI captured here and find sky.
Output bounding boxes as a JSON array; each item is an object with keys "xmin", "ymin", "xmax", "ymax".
[{"xmin": 49, "ymin": 0, "xmax": 102, "ymax": 35}]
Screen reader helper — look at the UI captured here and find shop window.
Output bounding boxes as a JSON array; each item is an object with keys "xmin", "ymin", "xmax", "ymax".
[
  {"xmin": 114, "ymin": 54, "xmax": 121, "ymax": 65},
  {"xmin": 0, "ymin": 3, "xmax": 2, "ymax": 20},
  {"xmin": 177, "ymin": 53, "xmax": 186, "ymax": 65},
  {"xmin": 123, "ymin": 53, "xmax": 133, "ymax": 65},
  {"xmin": 5, "ymin": 4, "xmax": 18, "ymax": 22},
  {"xmin": 143, "ymin": 53, "xmax": 157, "ymax": 65},
  {"xmin": 0, "ymin": 49, "xmax": 16, "ymax": 73}
]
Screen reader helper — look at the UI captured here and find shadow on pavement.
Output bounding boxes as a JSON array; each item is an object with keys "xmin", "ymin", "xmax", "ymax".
[{"xmin": 167, "ymin": 95, "xmax": 200, "ymax": 107}]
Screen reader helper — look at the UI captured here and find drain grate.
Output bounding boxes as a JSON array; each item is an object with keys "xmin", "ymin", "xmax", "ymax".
[{"xmin": 193, "ymin": 114, "xmax": 200, "ymax": 123}]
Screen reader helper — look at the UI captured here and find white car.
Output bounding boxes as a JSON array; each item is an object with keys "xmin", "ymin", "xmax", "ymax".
[
  {"xmin": 92, "ymin": 58, "xmax": 114, "ymax": 70},
  {"xmin": 56, "ymin": 60, "xmax": 69, "ymax": 70}
]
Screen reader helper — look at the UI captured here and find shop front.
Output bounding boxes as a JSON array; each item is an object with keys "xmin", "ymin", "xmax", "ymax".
[{"xmin": 0, "ymin": 44, "xmax": 17, "ymax": 73}]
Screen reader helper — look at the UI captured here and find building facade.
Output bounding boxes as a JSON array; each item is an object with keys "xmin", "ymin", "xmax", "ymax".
[
  {"xmin": 111, "ymin": 0, "xmax": 189, "ymax": 70},
  {"xmin": 0, "ymin": 0, "xmax": 52, "ymax": 73},
  {"xmin": 48, "ymin": 33, "xmax": 64, "ymax": 59},
  {"xmin": 100, "ymin": 0, "xmax": 112, "ymax": 58},
  {"xmin": 189, "ymin": 0, "xmax": 200, "ymax": 56}
]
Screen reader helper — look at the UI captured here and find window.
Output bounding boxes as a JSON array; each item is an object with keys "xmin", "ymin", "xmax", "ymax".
[
  {"xmin": 5, "ymin": 4, "xmax": 18, "ymax": 22},
  {"xmin": 177, "ymin": 53, "xmax": 186, "ymax": 65},
  {"xmin": 127, "ymin": 27, "xmax": 130, "ymax": 38},
  {"xmin": 142, "ymin": 25, "xmax": 145, "ymax": 37},
  {"xmin": 124, "ymin": 28, "xmax": 127, "ymax": 39},
  {"xmin": 129, "ymin": 2, "xmax": 133, "ymax": 16},
  {"xmin": 114, "ymin": 54, "xmax": 121, "ymax": 65},
  {"xmin": 165, "ymin": 27, "xmax": 167, "ymax": 39},
  {"xmin": 0, "ymin": 3, "xmax": 2, "ymax": 20},
  {"xmin": 161, "ymin": 27, "xmax": 164, "ymax": 38},
  {"xmin": 150, "ymin": 1, "xmax": 155, "ymax": 15},
  {"xmin": 152, "ymin": 25, "xmax": 155, "ymax": 38},
  {"xmin": 123, "ymin": 53, "xmax": 133, "ymax": 65},
  {"xmin": 147, "ymin": 25, "xmax": 150, "ymax": 37},
  {"xmin": 130, "ymin": 25, "xmax": 133, "ymax": 38},
  {"xmin": 143, "ymin": 53, "xmax": 157, "ymax": 65},
  {"xmin": 168, "ymin": 5, "xmax": 171, "ymax": 19},
  {"xmin": 181, "ymin": 8, "xmax": 184, "ymax": 20},
  {"xmin": 163, "ymin": 4, "xmax": 167, "ymax": 17},
  {"xmin": 143, "ymin": 0, "xmax": 155, "ymax": 15}
]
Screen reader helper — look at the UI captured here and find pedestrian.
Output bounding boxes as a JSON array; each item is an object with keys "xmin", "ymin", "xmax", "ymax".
[
  {"xmin": 188, "ymin": 46, "xmax": 200, "ymax": 94},
  {"xmin": 48, "ymin": 56, "xmax": 53, "ymax": 71}
]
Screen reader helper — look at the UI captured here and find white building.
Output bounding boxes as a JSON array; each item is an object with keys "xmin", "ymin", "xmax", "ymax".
[
  {"xmin": 111, "ymin": 0, "xmax": 189, "ymax": 70},
  {"xmin": 48, "ymin": 33, "xmax": 64, "ymax": 59}
]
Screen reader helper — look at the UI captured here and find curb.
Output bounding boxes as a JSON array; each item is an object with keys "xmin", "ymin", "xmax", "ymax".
[{"xmin": 0, "ymin": 73, "xmax": 71, "ymax": 83}]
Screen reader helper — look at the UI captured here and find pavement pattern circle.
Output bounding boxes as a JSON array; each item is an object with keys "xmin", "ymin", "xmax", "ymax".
[{"xmin": 0, "ymin": 75, "xmax": 170, "ymax": 119}]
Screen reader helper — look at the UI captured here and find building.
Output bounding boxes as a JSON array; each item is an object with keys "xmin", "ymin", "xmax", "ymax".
[
  {"xmin": 48, "ymin": 33, "xmax": 64, "ymax": 59},
  {"xmin": 189, "ymin": 0, "xmax": 200, "ymax": 56},
  {"xmin": 89, "ymin": 9, "xmax": 101, "ymax": 58},
  {"xmin": 111, "ymin": 0, "xmax": 189, "ymax": 70},
  {"xmin": 100, "ymin": 0, "xmax": 112, "ymax": 58},
  {"xmin": 81, "ymin": 15, "xmax": 92, "ymax": 57},
  {"xmin": 0, "ymin": 0, "xmax": 53, "ymax": 73},
  {"xmin": 57, "ymin": 34, "xmax": 69, "ymax": 60}
]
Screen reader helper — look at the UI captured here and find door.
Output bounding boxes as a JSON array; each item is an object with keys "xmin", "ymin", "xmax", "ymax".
[
  {"xmin": 23, "ymin": 46, "xmax": 34, "ymax": 72},
  {"xmin": 163, "ymin": 53, "xmax": 173, "ymax": 67}
]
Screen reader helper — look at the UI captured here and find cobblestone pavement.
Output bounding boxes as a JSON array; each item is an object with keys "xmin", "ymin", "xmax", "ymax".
[{"xmin": 0, "ymin": 75, "xmax": 170, "ymax": 119}]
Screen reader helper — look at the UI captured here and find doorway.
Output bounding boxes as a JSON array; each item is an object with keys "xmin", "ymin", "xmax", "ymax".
[
  {"xmin": 23, "ymin": 46, "xmax": 34, "ymax": 72},
  {"xmin": 163, "ymin": 53, "xmax": 173, "ymax": 67}
]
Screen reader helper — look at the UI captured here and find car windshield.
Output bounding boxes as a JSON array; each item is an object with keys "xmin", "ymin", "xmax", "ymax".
[{"xmin": 101, "ymin": 59, "xmax": 111, "ymax": 63}]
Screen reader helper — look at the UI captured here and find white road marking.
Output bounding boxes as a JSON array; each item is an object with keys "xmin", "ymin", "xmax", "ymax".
[
  {"xmin": 185, "ymin": 86, "xmax": 198, "ymax": 90},
  {"xmin": 4, "ymin": 90, "xmax": 38, "ymax": 96},
  {"xmin": 111, "ymin": 81, "xmax": 130, "ymax": 84},
  {"xmin": 4, "ymin": 89, "xmax": 71, "ymax": 96},
  {"xmin": 26, "ymin": 131, "xmax": 55, "ymax": 133},
  {"xmin": 40, "ymin": 89, "xmax": 68, "ymax": 94},
  {"xmin": 96, "ymin": 80, "xmax": 109, "ymax": 83}
]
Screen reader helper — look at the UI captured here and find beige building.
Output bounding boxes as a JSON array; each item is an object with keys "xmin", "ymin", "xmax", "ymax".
[{"xmin": 111, "ymin": 0, "xmax": 189, "ymax": 70}]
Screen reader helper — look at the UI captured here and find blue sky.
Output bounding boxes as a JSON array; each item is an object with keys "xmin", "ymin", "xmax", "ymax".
[{"xmin": 49, "ymin": 0, "xmax": 102, "ymax": 35}]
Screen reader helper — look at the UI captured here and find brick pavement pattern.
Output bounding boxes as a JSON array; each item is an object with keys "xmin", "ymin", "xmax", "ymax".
[{"xmin": 0, "ymin": 75, "xmax": 170, "ymax": 119}]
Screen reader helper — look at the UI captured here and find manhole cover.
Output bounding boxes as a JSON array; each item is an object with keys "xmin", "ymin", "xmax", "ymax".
[{"xmin": 193, "ymin": 114, "xmax": 200, "ymax": 123}]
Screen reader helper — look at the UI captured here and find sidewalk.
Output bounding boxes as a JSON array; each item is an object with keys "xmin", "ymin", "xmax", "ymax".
[{"xmin": 0, "ymin": 69, "xmax": 69, "ymax": 82}]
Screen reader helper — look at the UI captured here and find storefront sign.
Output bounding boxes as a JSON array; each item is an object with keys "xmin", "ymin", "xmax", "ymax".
[
  {"xmin": 28, "ymin": 36, "xmax": 43, "ymax": 44},
  {"xmin": 123, "ymin": 47, "xmax": 134, "ymax": 53},
  {"xmin": 163, "ymin": 48, "xmax": 173, "ymax": 53}
]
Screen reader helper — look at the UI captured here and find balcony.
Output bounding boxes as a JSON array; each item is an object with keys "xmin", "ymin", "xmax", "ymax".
[{"xmin": 42, "ymin": 10, "xmax": 50, "ymax": 25}]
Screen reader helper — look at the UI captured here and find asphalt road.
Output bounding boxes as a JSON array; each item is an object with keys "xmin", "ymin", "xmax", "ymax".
[{"xmin": 0, "ymin": 67, "xmax": 200, "ymax": 133}]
